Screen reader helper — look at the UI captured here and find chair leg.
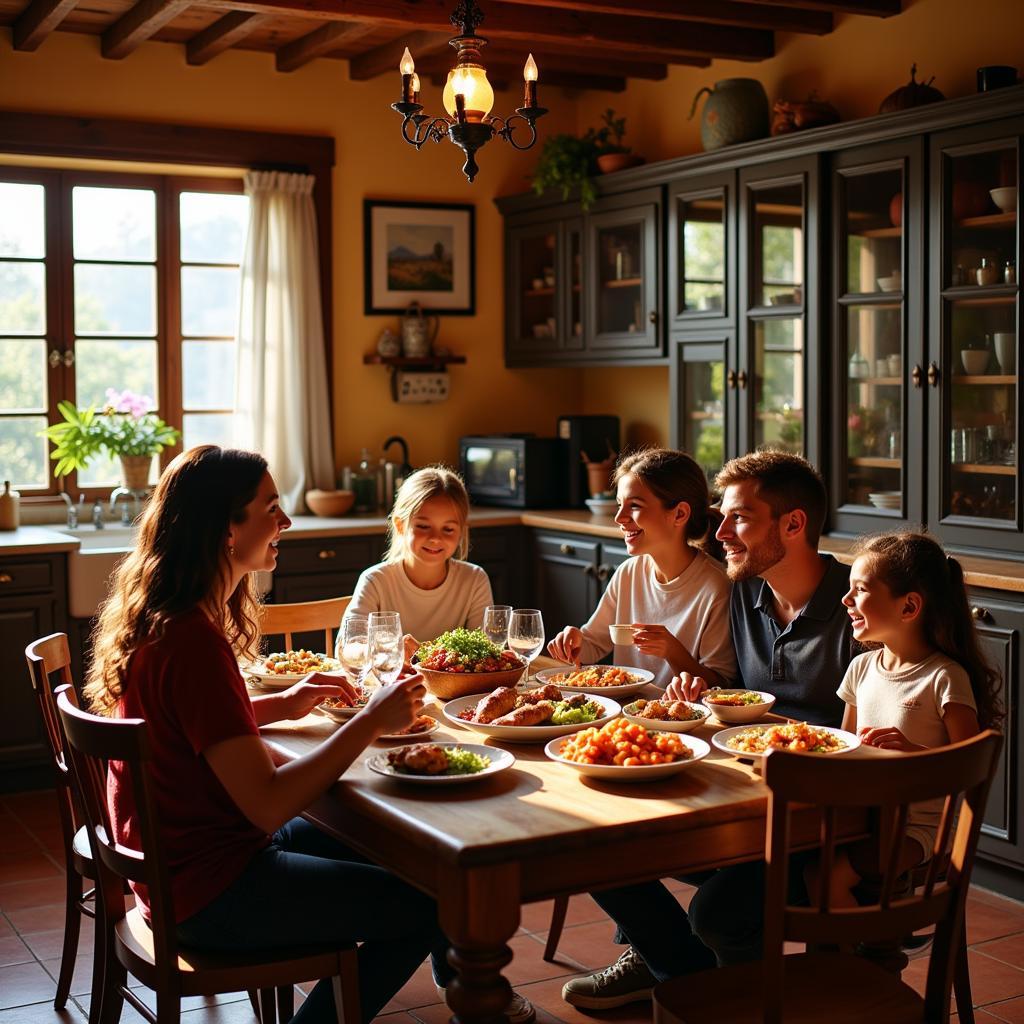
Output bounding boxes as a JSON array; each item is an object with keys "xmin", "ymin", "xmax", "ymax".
[
  {"xmin": 54, "ymin": 866, "xmax": 84, "ymax": 1009},
  {"xmin": 333, "ymin": 949, "xmax": 361, "ymax": 1024},
  {"xmin": 276, "ymin": 984, "xmax": 294, "ymax": 1023},
  {"xmin": 258, "ymin": 987, "xmax": 278, "ymax": 1024},
  {"xmin": 155, "ymin": 991, "xmax": 182, "ymax": 1024},
  {"xmin": 953, "ymin": 922, "xmax": 975, "ymax": 1024},
  {"xmin": 543, "ymin": 895, "xmax": 569, "ymax": 962},
  {"xmin": 249, "ymin": 989, "xmax": 261, "ymax": 1020}
]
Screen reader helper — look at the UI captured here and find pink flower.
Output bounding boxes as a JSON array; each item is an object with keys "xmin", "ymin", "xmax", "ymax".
[
  {"xmin": 848, "ymin": 413, "xmax": 863, "ymax": 431},
  {"xmin": 104, "ymin": 388, "xmax": 154, "ymax": 418}
]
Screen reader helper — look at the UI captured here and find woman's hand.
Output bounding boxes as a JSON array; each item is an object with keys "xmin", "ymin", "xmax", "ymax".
[
  {"xmin": 547, "ymin": 626, "xmax": 583, "ymax": 667},
  {"xmin": 363, "ymin": 671, "xmax": 427, "ymax": 736},
  {"xmin": 666, "ymin": 672, "xmax": 709, "ymax": 702},
  {"xmin": 252, "ymin": 672, "xmax": 357, "ymax": 724},
  {"xmin": 858, "ymin": 726, "xmax": 924, "ymax": 752},
  {"xmin": 631, "ymin": 623, "xmax": 687, "ymax": 666}
]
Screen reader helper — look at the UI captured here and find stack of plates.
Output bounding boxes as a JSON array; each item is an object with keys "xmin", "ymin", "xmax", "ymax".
[{"xmin": 867, "ymin": 491, "xmax": 902, "ymax": 510}]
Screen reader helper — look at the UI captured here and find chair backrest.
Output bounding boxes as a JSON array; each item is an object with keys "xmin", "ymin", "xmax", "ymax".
[
  {"xmin": 259, "ymin": 595, "xmax": 352, "ymax": 654},
  {"xmin": 761, "ymin": 730, "xmax": 1003, "ymax": 1024},
  {"xmin": 56, "ymin": 685, "xmax": 181, "ymax": 974},
  {"xmin": 25, "ymin": 633, "xmax": 81, "ymax": 841}
]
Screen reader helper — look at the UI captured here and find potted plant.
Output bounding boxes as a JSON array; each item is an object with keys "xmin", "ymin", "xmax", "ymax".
[
  {"xmin": 44, "ymin": 388, "xmax": 181, "ymax": 490},
  {"xmin": 593, "ymin": 108, "xmax": 644, "ymax": 174},
  {"xmin": 531, "ymin": 130, "xmax": 603, "ymax": 210}
]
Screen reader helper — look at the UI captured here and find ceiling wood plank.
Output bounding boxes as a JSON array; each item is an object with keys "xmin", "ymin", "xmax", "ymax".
[
  {"xmin": 186, "ymin": 11, "xmax": 269, "ymax": 64},
  {"xmin": 13, "ymin": 0, "xmax": 80, "ymax": 51},
  {"xmin": 740, "ymin": 0, "xmax": 900, "ymax": 14},
  {"xmin": 102, "ymin": 0, "xmax": 191, "ymax": 59},
  {"xmin": 200, "ymin": 0, "xmax": 775, "ymax": 62},
  {"xmin": 348, "ymin": 30, "xmax": 450, "ymax": 81},
  {"xmin": 276, "ymin": 20, "xmax": 374, "ymax": 72}
]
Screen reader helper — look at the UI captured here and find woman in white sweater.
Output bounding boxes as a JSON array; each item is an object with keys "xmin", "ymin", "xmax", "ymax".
[{"xmin": 548, "ymin": 448, "xmax": 735, "ymax": 689}]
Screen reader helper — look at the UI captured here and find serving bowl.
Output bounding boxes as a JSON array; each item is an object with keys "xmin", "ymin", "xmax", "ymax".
[
  {"xmin": 534, "ymin": 665, "xmax": 654, "ymax": 698},
  {"xmin": 877, "ymin": 274, "xmax": 901, "ymax": 292},
  {"xmin": 304, "ymin": 489, "xmax": 355, "ymax": 517},
  {"xmin": 990, "ymin": 186, "xmax": 1017, "ymax": 214},
  {"xmin": 414, "ymin": 662, "xmax": 525, "ymax": 701},
  {"xmin": 868, "ymin": 491, "xmax": 902, "ymax": 510},
  {"xmin": 622, "ymin": 699, "xmax": 709, "ymax": 734},
  {"xmin": 700, "ymin": 688, "xmax": 775, "ymax": 724},
  {"xmin": 961, "ymin": 349, "xmax": 991, "ymax": 375},
  {"xmin": 544, "ymin": 732, "xmax": 710, "ymax": 781}
]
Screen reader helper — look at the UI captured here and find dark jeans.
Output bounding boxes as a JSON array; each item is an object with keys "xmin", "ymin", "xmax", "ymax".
[{"xmin": 176, "ymin": 818, "xmax": 456, "ymax": 1023}]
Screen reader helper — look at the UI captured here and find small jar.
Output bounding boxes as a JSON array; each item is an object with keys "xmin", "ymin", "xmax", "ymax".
[
  {"xmin": 1005, "ymin": 259, "xmax": 1017, "ymax": 285},
  {"xmin": 952, "ymin": 264, "xmax": 967, "ymax": 287},
  {"xmin": 977, "ymin": 258, "xmax": 1000, "ymax": 286}
]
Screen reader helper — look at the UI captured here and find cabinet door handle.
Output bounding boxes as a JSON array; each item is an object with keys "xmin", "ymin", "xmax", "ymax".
[
  {"xmin": 317, "ymin": 549, "xmax": 336, "ymax": 560},
  {"xmin": 737, "ymin": 369, "xmax": 748, "ymax": 389},
  {"xmin": 0, "ymin": 573, "xmax": 11, "ymax": 584},
  {"xmin": 582, "ymin": 564, "xmax": 596, "ymax": 578},
  {"xmin": 559, "ymin": 542, "xmax": 576, "ymax": 556},
  {"xmin": 911, "ymin": 364, "xmax": 923, "ymax": 388},
  {"xmin": 648, "ymin": 310, "xmax": 658, "ymax": 324},
  {"xmin": 596, "ymin": 563, "xmax": 610, "ymax": 583},
  {"xmin": 726, "ymin": 369, "xmax": 738, "ymax": 390},
  {"xmin": 927, "ymin": 362, "xmax": 940, "ymax": 388},
  {"xmin": 971, "ymin": 606, "xmax": 992, "ymax": 622}
]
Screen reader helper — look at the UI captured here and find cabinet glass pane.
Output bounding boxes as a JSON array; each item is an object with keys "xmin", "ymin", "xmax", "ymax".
[
  {"xmin": 519, "ymin": 232, "xmax": 557, "ymax": 341},
  {"xmin": 678, "ymin": 193, "xmax": 724, "ymax": 314},
  {"xmin": 753, "ymin": 183, "xmax": 803, "ymax": 307},
  {"xmin": 946, "ymin": 297, "xmax": 1016, "ymax": 521},
  {"xmin": 681, "ymin": 358, "xmax": 724, "ymax": 483},
  {"xmin": 569, "ymin": 227, "xmax": 582, "ymax": 341},
  {"xmin": 947, "ymin": 147, "xmax": 1016, "ymax": 289},
  {"xmin": 597, "ymin": 221, "xmax": 643, "ymax": 335},
  {"xmin": 845, "ymin": 305, "xmax": 903, "ymax": 507},
  {"xmin": 843, "ymin": 168, "xmax": 903, "ymax": 295},
  {"xmin": 754, "ymin": 318, "xmax": 803, "ymax": 453}
]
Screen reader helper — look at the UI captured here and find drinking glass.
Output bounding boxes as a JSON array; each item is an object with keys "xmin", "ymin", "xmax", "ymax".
[
  {"xmin": 335, "ymin": 614, "xmax": 369, "ymax": 693},
  {"xmin": 482, "ymin": 605, "xmax": 513, "ymax": 648},
  {"xmin": 368, "ymin": 611, "xmax": 404, "ymax": 687},
  {"xmin": 508, "ymin": 608, "xmax": 545, "ymax": 684}
]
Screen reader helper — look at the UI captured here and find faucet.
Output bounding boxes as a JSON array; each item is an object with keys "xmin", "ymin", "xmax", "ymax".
[
  {"xmin": 58, "ymin": 492, "xmax": 77, "ymax": 530},
  {"xmin": 91, "ymin": 500, "xmax": 105, "ymax": 529},
  {"xmin": 109, "ymin": 487, "xmax": 138, "ymax": 525}
]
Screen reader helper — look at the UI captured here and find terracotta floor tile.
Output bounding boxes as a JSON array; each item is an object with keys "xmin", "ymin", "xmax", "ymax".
[
  {"xmin": 0, "ymin": 1004, "xmax": 87, "ymax": 1023},
  {"xmin": 381, "ymin": 955, "xmax": 442, "ymax": 1012},
  {"xmin": 0, "ymin": 852, "xmax": 63, "ymax": 885},
  {"xmin": 522, "ymin": 895, "xmax": 611, "ymax": 937},
  {"xmin": 968, "ymin": 902, "xmax": 1024, "ymax": 945},
  {"xmin": 21, "ymin": 922, "xmax": 94, "ymax": 962},
  {"xmin": 0, "ymin": 961, "xmax": 58, "ymax": 1009},
  {"xmin": 985, "ymin": 995, "xmax": 1024, "ymax": 1022},
  {"xmin": 130, "ymin": 988, "xmax": 251, "ymax": 1014},
  {"xmin": 0, "ymin": 932, "xmax": 32, "ymax": 967},
  {"xmin": 541, "ymin": 920, "xmax": 623, "ymax": 975},
  {"xmin": 40, "ymin": 955, "xmax": 95, "ymax": 998},
  {"xmin": 978, "ymin": 934, "xmax": 1024, "ymax": 968},
  {"xmin": 504, "ymin": 934, "xmax": 588, "ymax": 988},
  {"xmin": 971, "ymin": 889, "xmax": 1024, "ymax": 912},
  {"xmin": 964, "ymin": 950, "xmax": 1024, "ymax": 1005},
  {"xmin": 5, "ymin": 902, "xmax": 69, "ymax": 934},
  {"xmin": 0, "ymin": 877, "xmax": 76, "ymax": 914},
  {"xmin": 77, "ymin": 994, "xmax": 151, "ymax": 1024}
]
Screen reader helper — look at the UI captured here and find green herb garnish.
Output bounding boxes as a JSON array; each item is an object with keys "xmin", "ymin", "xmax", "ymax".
[
  {"xmin": 418, "ymin": 628, "xmax": 504, "ymax": 668},
  {"xmin": 443, "ymin": 747, "xmax": 492, "ymax": 774}
]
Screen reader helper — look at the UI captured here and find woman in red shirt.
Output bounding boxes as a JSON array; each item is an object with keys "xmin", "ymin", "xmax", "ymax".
[{"xmin": 84, "ymin": 445, "xmax": 453, "ymax": 1023}]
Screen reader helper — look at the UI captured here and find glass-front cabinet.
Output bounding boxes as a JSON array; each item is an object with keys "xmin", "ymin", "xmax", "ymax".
[
  {"xmin": 737, "ymin": 157, "xmax": 820, "ymax": 463},
  {"xmin": 930, "ymin": 120, "xmax": 1022, "ymax": 553},
  {"xmin": 671, "ymin": 337, "xmax": 729, "ymax": 485},
  {"xmin": 831, "ymin": 139, "xmax": 924, "ymax": 535}
]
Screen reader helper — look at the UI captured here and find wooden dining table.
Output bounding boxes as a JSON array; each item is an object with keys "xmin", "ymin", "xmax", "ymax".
[{"xmin": 259, "ymin": 663, "xmax": 868, "ymax": 1024}]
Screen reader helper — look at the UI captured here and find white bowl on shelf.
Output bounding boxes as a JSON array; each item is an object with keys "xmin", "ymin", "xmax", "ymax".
[
  {"xmin": 990, "ymin": 187, "xmax": 1017, "ymax": 214},
  {"xmin": 877, "ymin": 273, "xmax": 901, "ymax": 293},
  {"xmin": 868, "ymin": 491, "xmax": 902, "ymax": 510},
  {"xmin": 961, "ymin": 349, "xmax": 991, "ymax": 375},
  {"xmin": 585, "ymin": 496, "xmax": 618, "ymax": 515}
]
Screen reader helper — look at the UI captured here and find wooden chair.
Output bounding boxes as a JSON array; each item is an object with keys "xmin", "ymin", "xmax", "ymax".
[
  {"xmin": 55, "ymin": 684, "xmax": 361, "ymax": 1024},
  {"xmin": 24, "ymin": 633, "xmax": 104, "ymax": 1024},
  {"xmin": 259, "ymin": 596, "xmax": 352, "ymax": 656},
  {"xmin": 653, "ymin": 731, "xmax": 1003, "ymax": 1024}
]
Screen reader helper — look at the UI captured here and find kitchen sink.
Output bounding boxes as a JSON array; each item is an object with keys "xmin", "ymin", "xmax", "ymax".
[{"xmin": 58, "ymin": 525, "xmax": 137, "ymax": 617}]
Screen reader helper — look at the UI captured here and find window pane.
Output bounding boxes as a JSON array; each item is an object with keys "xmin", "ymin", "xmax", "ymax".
[
  {"xmin": 181, "ymin": 266, "xmax": 240, "ymax": 336},
  {"xmin": 0, "ymin": 261, "xmax": 46, "ymax": 334},
  {"xmin": 75, "ymin": 339, "xmax": 157, "ymax": 409},
  {"xmin": 0, "ymin": 415, "xmax": 48, "ymax": 488},
  {"xmin": 0, "ymin": 339, "xmax": 47, "ymax": 411},
  {"xmin": 77, "ymin": 449, "xmax": 119, "ymax": 488},
  {"xmin": 184, "ymin": 412, "xmax": 234, "ymax": 450},
  {"xmin": 183, "ymin": 340, "xmax": 235, "ymax": 409},
  {"xmin": 180, "ymin": 192, "xmax": 249, "ymax": 264},
  {"xmin": 0, "ymin": 183, "xmax": 46, "ymax": 258},
  {"xmin": 74, "ymin": 264, "xmax": 156, "ymax": 336},
  {"xmin": 72, "ymin": 186, "xmax": 156, "ymax": 262}
]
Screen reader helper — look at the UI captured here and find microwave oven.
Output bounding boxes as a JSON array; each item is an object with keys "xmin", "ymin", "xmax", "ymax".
[{"xmin": 459, "ymin": 435, "xmax": 567, "ymax": 508}]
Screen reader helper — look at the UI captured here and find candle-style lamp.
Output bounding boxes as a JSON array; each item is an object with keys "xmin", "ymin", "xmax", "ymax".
[{"xmin": 390, "ymin": 0, "xmax": 548, "ymax": 183}]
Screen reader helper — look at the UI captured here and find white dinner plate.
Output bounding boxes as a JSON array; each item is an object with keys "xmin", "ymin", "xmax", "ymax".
[
  {"xmin": 621, "ymin": 699, "xmax": 710, "ymax": 734},
  {"xmin": 377, "ymin": 717, "xmax": 441, "ymax": 742},
  {"xmin": 315, "ymin": 695, "xmax": 371, "ymax": 720},
  {"xmin": 544, "ymin": 732, "xmax": 711, "ymax": 781},
  {"xmin": 366, "ymin": 742, "xmax": 515, "ymax": 785},
  {"xmin": 443, "ymin": 691, "xmax": 621, "ymax": 743},
  {"xmin": 242, "ymin": 659, "xmax": 342, "ymax": 688},
  {"xmin": 712, "ymin": 724, "xmax": 862, "ymax": 760},
  {"xmin": 534, "ymin": 665, "xmax": 654, "ymax": 699}
]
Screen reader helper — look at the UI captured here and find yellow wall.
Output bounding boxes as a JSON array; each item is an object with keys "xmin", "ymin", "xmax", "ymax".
[{"xmin": 3, "ymin": 0, "xmax": 1022, "ymax": 468}]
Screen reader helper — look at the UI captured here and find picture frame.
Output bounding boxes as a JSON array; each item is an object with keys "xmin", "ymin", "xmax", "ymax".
[{"xmin": 364, "ymin": 199, "xmax": 476, "ymax": 315}]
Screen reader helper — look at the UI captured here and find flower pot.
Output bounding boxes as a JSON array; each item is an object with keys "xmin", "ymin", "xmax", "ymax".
[
  {"xmin": 120, "ymin": 455, "xmax": 153, "ymax": 491},
  {"xmin": 596, "ymin": 152, "xmax": 644, "ymax": 174}
]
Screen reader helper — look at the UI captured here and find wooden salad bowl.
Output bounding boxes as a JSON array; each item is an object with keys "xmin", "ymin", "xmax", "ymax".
[{"xmin": 414, "ymin": 662, "xmax": 526, "ymax": 701}]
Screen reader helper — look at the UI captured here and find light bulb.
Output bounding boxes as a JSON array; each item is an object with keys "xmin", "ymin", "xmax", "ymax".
[
  {"xmin": 523, "ymin": 53, "xmax": 538, "ymax": 82},
  {"xmin": 399, "ymin": 46, "xmax": 415, "ymax": 75},
  {"xmin": 442, "ymin": 65, "xmax": 494, "ymax": 121}
]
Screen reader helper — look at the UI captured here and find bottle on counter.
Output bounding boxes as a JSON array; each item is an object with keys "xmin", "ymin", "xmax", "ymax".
[
  {"xmin": 0, "ymin": 480, "xmax": 20, "ymax": 531},
  {"xmin": 352, "ymin": 448, "xmax": 378, "ymax": 513}
]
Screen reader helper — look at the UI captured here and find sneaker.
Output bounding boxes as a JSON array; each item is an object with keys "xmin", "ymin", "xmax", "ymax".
[
  {"xmin": 435, "ymin": 985, "xmax": 536, "ymax": 1024},
  {"xmin": 902, "ymin": 931, "xmax": 934, "ymax": 959},
  {"xmin": 855, "ymin": 941, "xmax": 909, "ymax": 976},
  {"xmin": 561, "ymin": 946, "xmax": 656, "ymax": 1009}
]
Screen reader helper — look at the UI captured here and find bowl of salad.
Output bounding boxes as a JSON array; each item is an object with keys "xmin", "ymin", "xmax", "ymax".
[
  {"xmin": 701, "ymin": 688, "xmax": 775, "ymax": 724},
  {"xmin": 413, "ymin": 628, "xmax": 526, "ymax": 700}
]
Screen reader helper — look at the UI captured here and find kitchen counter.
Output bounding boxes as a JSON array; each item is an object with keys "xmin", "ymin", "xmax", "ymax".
[{"xmin": 0, "ymin": 525, "xmax": 80, "ymax": 555}]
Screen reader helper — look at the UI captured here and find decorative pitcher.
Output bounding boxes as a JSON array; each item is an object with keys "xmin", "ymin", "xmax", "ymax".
[
  {"xmin": 689, "ymin": 78, "xmax": 770, "ymax": 151},
  {"xmin": 401, "ymin": 302, "xmax": 439, "ymax": 359}
]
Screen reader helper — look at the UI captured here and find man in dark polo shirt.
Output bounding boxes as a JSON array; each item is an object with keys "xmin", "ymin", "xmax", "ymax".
[{"xmin": 561, "ymin": 451, "xmax": 857, "ymax": 1011}]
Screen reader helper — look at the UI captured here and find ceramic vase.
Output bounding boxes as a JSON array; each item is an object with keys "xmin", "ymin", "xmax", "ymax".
[{"xmin": 690, "ymin": 78, "xmax": 770, "ymax": 151}]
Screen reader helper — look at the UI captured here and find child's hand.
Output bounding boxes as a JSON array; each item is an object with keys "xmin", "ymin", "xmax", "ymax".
[
  {"xmin": 548, "ymin": 627, "xmax": 583, "ymax": 667},
  {"xmin": 666, "ymin": 672, "xmax": 709, "ymax": 702},
  {"xmin": 364, "ymin": 672, "xmax": 427, "ymax": 736},
  {"xmin": 631, "ymin": 623, "xmax": 686, "ymax": 665},
  {"xmin": 858, "ymin": 726, "xmax": 922, "ymax": 751}
]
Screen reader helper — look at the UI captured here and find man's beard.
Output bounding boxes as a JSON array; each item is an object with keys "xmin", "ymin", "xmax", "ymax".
[{"xmin": 725, "ymin": 521, "xmax": 786, "ymax": 582}]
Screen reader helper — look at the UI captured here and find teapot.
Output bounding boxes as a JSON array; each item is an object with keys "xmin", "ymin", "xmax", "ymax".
[{"xmin": 401, "ymin": 302, "xmax": 439, "ymax": 359}]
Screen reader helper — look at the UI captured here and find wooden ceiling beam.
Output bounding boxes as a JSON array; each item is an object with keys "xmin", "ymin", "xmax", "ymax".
[
  {"xmin": 200, "ymin": 0, "xmax": 774, "ymax": 62},
  {"xmin": 102, "ymin": 0, "xmax": 191, "ymax": 59},
  {"xmin": 529, "ymin": 38, "xmax": 709, "ymax": 69},
  {"xmin": 740, "ymin": 0, "xmax": 900, "ymax": 14},
  {"xmin": 187, "ymin": 11, "xmax": 269, "ymax": 65},
  {"xmin": 275, "ymin": 21, "xmax": 374, "ymax": 72},
  {"xmin": 348, "ymin": 30, "xmax": 450, "ymax": 81},
  {"xmin": 497, "ymin": 0, "xmax": 833, "ymax": 35},
  {"xmin": 12, "ymin": 0, "xmax": 79, "ymax": 51}
]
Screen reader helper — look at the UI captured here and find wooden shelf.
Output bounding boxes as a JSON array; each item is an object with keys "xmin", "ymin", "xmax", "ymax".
[
  {"xmin": 851, "ymin": 376, "xmax": 901, "ymax": 385},
  {"xmin": 688, "ymin": 411, "xmax": 724, "ymax": 420},
  {"xmin": 524, "ymin": 287, "xmax": 555, "ymax": 297},
  {"xmin": 859, "ymin": 225, "xmax": 902, "ymax": 239},
  {"xmin": 956, "ymin": 211, "xmax": 1016, "ymax": 229},
  {"xmin": 603, "ymin": 277, "xmax": 642, "ymax": 289},
  {"xmin": 943, "ymin": 285, "xmax": 1017, "ymax": 305},
  {"xmin": 951, "ymin": 463, "xmax": 1016, "ymax": 476},
  {"xmin": 363, "ymin": 354, "xmax": 466, "ymax": 368},
  {"xmin": 850, "ymin": 457, "xmax": 901, "ymax": 468},
  {"xmin": 952, "ymin": 374, "xmax": 1016, "ymax": 385}
]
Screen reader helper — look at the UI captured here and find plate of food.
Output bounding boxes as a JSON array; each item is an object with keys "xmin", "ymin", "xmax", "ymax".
[
  {"xmin": 413, "ymin": 628, "xmax": 526, "ymax": 700},
  {"xmin": 316, "ymin": 689, "xmax": 371, "ymax": 720},
  {"xmin": 534, "ymin": 664, "xmax": 654, "ymax": 698},
  {"xmin": 366, "ymin": 742, "xmax": 514, "ymax": 785},
  {"xmin": 545, "ymin": 718, "xmax": 711, "ymax": 781},
  {"xmin": 712, "ymin": 722, "xmax": 861, "ymax": 760},
  {"xmin": 377, "ymin": 714, "xmax": 440, "ymax": 742},
  {"xmin": 622, "ymin": 698, "xmax": 709, "ymax": 734},
  {"xmin": 442, "ymin": 683, "xmax": 620, "ymax": 743},
  {"xmin": 243, "ymin": 649, "xmax": 342, "ymax": 688},
  {"xmin": 701, "ymin": 688, "xmax": 776, "ymax": 723}
]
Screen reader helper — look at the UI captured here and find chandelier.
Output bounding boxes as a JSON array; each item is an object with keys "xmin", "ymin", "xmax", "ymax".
[{"xmin": 391, "ymin": 0, "xmax": 548, "ymax": 183}]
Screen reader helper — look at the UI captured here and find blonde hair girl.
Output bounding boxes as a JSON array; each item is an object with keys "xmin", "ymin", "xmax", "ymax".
[{"xmin": 345, "ymin": 465, "xmax": 493, "ymax": 647}]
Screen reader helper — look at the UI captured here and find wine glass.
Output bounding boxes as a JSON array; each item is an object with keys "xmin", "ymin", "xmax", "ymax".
[
  {"xmin": 508, "ymin": 608, "xmax": 545, "ymax": 685},
  {"xmin": 482, "ymin": 605, "xmax": 512, "ymax": 648},
  {"xmin": 335, "ymin": 614, "xmax": 370, "ymax": 695},
  {"xmin": 368, "ymin": 611, "xmax": 404, "ymax": 687}
]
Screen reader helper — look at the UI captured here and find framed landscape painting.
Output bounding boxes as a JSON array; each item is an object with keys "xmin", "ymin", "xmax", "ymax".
[{"xmin": 364, "ymin": 199, "xmax": 476, "ymax": 315}]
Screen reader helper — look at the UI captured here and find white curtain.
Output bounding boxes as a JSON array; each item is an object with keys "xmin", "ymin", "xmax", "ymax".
[{"xmin": 235, "ymin": 170, "xmax": 334, "ymax": 514}]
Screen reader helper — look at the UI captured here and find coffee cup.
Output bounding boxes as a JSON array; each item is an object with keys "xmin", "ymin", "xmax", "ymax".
[
  {"xmin": 875, "ymin": 358, "xmax": 889, "ymax": 377},
  {"xmin": 994, "ymin": 332, "xmax": 1016, "ymax": 374},
  {"xmin": 887, "ymin": 354, "xmax": 902, "ymax": 376},
  {"xmin": 609, "ymin": 624, "xmax": 637, "ymax": 646}
]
